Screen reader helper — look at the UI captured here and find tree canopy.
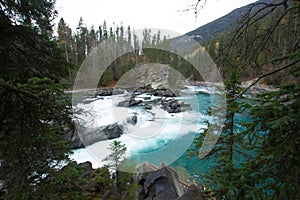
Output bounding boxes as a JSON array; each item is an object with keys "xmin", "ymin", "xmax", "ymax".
[{"xmin": 0, "ymin": 0, "xmax": 80, "ymax": 198}]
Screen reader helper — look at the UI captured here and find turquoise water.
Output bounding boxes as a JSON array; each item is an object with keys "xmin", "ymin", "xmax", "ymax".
[
  {"xmin": 170, "ymin": 92, "xmax": 215, "ymax": 181},
  {"xmin": 169, "ymin": 92, "xmax": 252, "ymax": 181},
  {"xmin": 129, "ymin": 91, "xmax": 217, "ymax": 179},
  {"xmin": 72, "ymin": 88, "xmax": 252, "ymax": 180}
]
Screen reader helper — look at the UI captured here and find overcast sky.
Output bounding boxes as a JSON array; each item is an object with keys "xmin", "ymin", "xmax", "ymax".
[{"xmin": 55, "ymin": 0, "xmax": 258, "ymax": 35}]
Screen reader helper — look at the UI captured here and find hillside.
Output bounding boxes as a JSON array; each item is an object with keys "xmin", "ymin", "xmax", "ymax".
[{"xmin": 171, "ymin": 0, "xmax": 273, "ymax": 48}]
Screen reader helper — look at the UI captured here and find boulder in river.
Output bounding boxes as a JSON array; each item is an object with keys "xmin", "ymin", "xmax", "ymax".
[
  {"xmin": 144, "ymin": 105, "xmax": 153, "ymax": 110},
  {"xmin": 70, "ymin": 123, "xmax": 123, "ymax": 149},
  {"xmin": 127, "ymin": 115, "xmax": 138, "ymax": 125},
  {"xmin": 154, "ymin": 88, "xmax": 176, "ymax": 97},
  {"xmin": 117, "ymin": 99, "xmax": 142, "ymax": 107},
  {"xmin": 161, "ymin": 99, "xmax": 191, "ymax": 113}
]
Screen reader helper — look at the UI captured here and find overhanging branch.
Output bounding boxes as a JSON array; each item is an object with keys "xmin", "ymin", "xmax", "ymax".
[{"xmin": 233, "ymin": 59, "xmax": 300, "ymax": 100}]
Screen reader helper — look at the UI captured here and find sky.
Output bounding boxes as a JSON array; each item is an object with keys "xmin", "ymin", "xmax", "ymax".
[{"xmin": 54, "ymin": 0, "xmax": 258, "ymax": 35}]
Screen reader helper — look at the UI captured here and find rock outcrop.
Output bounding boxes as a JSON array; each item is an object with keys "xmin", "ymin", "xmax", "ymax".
[
  {"xmin": 136, "ymin": 164, "xmax": 183, "ymax": 200},
  {"xmin": 136, "ymin": 163, "xmax": 206, "ymax": 200}
]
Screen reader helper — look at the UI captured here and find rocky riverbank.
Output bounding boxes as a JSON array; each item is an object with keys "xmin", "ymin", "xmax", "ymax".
[
  {"xmin": 76, "ymin": 161, "xmax": 209, "ymax": 200},
  {"xmin": 188, "ymin": 80, "xmax": 277, "ymax": 97},
  {"xmin": 69, "ymin": 80, "xmax": 276, "ymax": 149}
]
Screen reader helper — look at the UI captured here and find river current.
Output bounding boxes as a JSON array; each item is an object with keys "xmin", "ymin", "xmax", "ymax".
[{"xmin": 70, "ymin": 85, "xmax": 228, "ymax": 180}]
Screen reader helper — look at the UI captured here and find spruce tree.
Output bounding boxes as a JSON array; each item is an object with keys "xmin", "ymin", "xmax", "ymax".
[
  {"xmin": 102, "ymin": 141, "xmax": 127, "ymax": 190},
  {"xmin": 0, "ymin": 0, "xmax": 83, "ymax": 198}
]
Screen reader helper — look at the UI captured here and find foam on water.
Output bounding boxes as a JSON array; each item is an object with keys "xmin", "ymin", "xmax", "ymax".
[
  {"xmin": 122, "ymin": 108, "xmax": 204, "ymax": 153},
  {"xmin": 183, "ymin": 85, "xmax": 221, "ymax": 94},
  {"xmin": 75, "ymin": 95, "xmax": 129, "ymax": 127},
  {"xmin": 71, "ymin": 90, "xmax": 210, "ymax": 169}
]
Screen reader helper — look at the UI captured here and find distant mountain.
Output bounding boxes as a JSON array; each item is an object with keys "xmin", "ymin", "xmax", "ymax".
[{"xmin": 171, "ymin": 0, "xmax": 272, "ymax": 49}]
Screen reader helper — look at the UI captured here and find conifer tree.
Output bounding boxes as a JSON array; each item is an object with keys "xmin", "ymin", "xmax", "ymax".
[
  {"xmin": 102, "ymin": 141, "xmax": 127, "ymax": 195},
  {"xmin": 0, "ymin": 0, "xmax": 83, "ymax": 198}
]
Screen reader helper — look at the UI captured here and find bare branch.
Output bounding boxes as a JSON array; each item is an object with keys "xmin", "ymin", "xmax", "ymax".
[
  {"xmin": 222, "ymin": 0, "xmax": 289, "ymax": 62},
  {"xmin": 179, "ymin": 0, "xmax": 207, "ymax": 17},
  {"xmin": 233, "ymin": 59, "xmax": 300, "ymax": 100}
]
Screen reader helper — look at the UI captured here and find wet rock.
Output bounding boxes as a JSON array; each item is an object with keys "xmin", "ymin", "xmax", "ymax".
[
  {"xmin": 95, "ymin": 88, "xmax": 124, "ymax": 97},
  {"xmin": 70, "ymin": 123, "xmax": 123, "ymax": 149},
  {"xmin": 154, "ymin": 89, "xmax": 176, "ymax": 97},
  {"xmin": 144, "ymin": 105, "xmax": 153, "ymax": 110},
  {"xmin": 104, "ymin": 123, "xmax": 123, "ymax": 139},
  {"xmin": 82, "ymin": 97, "xmax": 103, "ymax": 104},
  {"xmin": 127, "ymin": 115, "xmax": 138, "ymax": 125},
  {"xmin": 142, "ymin": 96, "xmax": 151, "ymax": 100},
  {"xmin": 161, "ymin": 99, "xmax": 191, "ymax": 113},
  {"xmin": 117, "ymin": 99, "xmax": 142, "ymax": 107},
  {"xmin": 179, "ymin": 102, "xmax": 192, "ymax": 112},
  {"xmin": 95, "ymin": 88, "xmax": 113, "ymax": 96},
  {"xmin": 161, "ymin": 99, "xmax": 180, "ymax": 113}
]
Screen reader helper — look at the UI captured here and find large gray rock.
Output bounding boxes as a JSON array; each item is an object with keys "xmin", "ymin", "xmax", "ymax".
[
  {"xmin": 136, "ymin": 163, "xmax": 207, "ymax": 200},
  {"xmin": 161, "ymin": 99, "xmax": 191, "ymax": 113},
  {"xmin": 70, "ymin": 123, "xmax": 123, "ymax": 149},
  {"xmin": 127, "ymin": 115, "xmax": 138, "ymax": 125},
  {"xmin": 137, "ymin": 166, "xmax": 184, "ymax": 200},
  {"xmin": 117, "ymin": 99, "xmax": 142, "ymax": 107}
]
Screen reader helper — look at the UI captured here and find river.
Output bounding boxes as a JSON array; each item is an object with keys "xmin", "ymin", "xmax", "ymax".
[{"xmin": 70, "ymin": 84, "xmax": 230, "ymax": 181}]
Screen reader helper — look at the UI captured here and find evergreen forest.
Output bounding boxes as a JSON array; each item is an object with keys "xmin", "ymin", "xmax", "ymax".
[{"xmin": 0, "ymin": 0, "xmax": 299, "ymax": 199}]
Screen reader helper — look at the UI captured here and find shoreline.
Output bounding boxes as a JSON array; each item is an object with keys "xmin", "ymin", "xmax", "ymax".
[
  {"xmin": 188, "ymin": 80, "xmax": 277, "ymax": 95},
  {"xmin": 65, "ymin": 80, "xmax": 278, "ymax": 101}
]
